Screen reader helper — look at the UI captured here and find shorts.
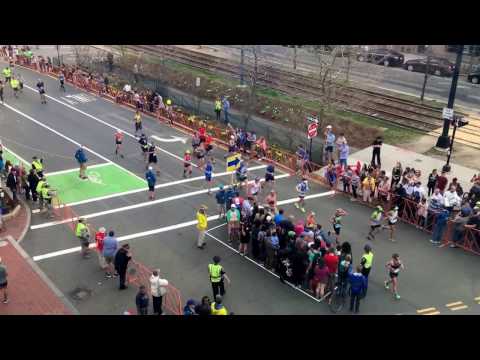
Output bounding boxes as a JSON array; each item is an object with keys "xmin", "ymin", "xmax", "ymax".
[
  {"xmin": 333, "ymin": 226, "xmax": 341, "ymax": 235},
  {"xmin": 116, "ymin": 140, "xmax": 122, "ymax": 145},
  {"xmin": 325, "ymin": 146, "xmax": 333, "ymax": 153},
  {"xmin": 5, "ymin": 77, "xmax": 11, "ymax": 83},
  {"xmin": 135, "ymin": 122, "xmax": 142, "ymax": 131},
  {"xmin": 370, "ymin": 224, "xmax": 381, "ymax": 230},
  {"xmin": 104, "ymin": 255, "xmax": 114, "ymax": 264},
  {"xmin": 265, "ymin": 173, "xmax": 274, "ymax": 182},
  {"xmin": 0, "ymin": 282, "xmax": 7, "ymax": 289},
  {"xmin": 298, "ymin": 195, "xmax": 305, "ymax": 200},
  {"xmin": 148, "ymin": 185, "xmax": 155, "ymax": 192},
  {"xmin": 388, "ymin": 220, "xmax": 397, "ymax": 226},
  {"xmin": 389, "ymin": 272, "xmax": 399, "ymax": 279},
  {"xmin": 142, "ymin": 147, "xmax": 148, "ymax": 153},
  {"xmin": 184, "ymin": 163, "xmax": 191, "ymax": 168},
  {"xmin": 80, "ymin": 239, "xmax": 90, "ymax": 249},
  {"xmin": 205, "ymin": 174, "xmax": 212, "ymax": 182}
]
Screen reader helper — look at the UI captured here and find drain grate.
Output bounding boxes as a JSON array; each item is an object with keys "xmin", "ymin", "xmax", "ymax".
[{"xmin": 69, "ymin": 287, "xmax": 93, "ymax": 301}]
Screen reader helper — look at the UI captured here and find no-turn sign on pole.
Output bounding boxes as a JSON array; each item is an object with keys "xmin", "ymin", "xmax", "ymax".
[{"xmin": 306, "ymin": 116, "xmax": 318, "ymax": 161}]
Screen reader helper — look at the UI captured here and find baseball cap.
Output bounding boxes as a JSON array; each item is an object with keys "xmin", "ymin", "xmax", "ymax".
[{"xmin": 231, "ymin": 204, "xmax": 236, "ymax": 208}]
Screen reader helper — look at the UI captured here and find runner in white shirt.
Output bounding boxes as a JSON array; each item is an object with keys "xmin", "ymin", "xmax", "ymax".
[{"xmin": 248, "ymin": 177, "xmax": 262, "ymax": 202}]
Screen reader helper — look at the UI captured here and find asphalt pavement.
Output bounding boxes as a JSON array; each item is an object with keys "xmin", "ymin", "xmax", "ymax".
[{"xmin": 2, "ymin": 63, "xmax": 480, "ymax": 315}]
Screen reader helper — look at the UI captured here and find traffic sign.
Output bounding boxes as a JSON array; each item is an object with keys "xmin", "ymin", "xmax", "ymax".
[
  {"xmin": 307, "ymin": 123, "xmax": 318, "ymax": 139},
  {"xmin": 442, "ymin": 107, "xmax": 454, "ymax": 120},
  {"xmin": 226, "ymin": 153, "xmax": 242, "ymax": 172}
]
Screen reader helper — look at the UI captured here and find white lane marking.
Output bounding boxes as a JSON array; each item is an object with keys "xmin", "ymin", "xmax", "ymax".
[
  {"xmin": 151, "ymin": 135, "xmax": 187, "ymax": 144},
  {"xmin": 31, "ymin": 190, "xmax": 333, "ymax": 261},
  {"xmin": 30, "ymin": 173, "xmax": 290, "ymax": 229},
  {"xmin": 22, "ymin": 83, "xmax": 195, "ymax": 167},
  {"xmin": 468, "ymin": 94, "xmax": 480, "ymax": 101},
  {"xmin": 3, "ymin": 102, "xmax": 147, "ymax": 185},
  {"xmin": 43, "ymin": 162, "xmax": 111, "ymax": 177},
  {"xmin": 204, "ymin": 231, "xmax": 321, "ymax": 303},
  {"xmin": 30, "ymin": 164, "xmax": 269, "ymax": 213},
  {"xmin": 2, "ymin": 145, "xmax": 30, "ymax": 166}
]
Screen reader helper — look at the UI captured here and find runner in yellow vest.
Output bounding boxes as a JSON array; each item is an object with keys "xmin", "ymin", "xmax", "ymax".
[{"xmin": 10, "ymin": 78, "xmax": 19, "ymax": 98}]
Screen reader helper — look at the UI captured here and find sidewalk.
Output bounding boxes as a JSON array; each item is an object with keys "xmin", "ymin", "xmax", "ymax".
[
  {"xmin": 0, "ymin": 236, "xmax": 77, "ymax": 315},
  {"xmin": 347, "ymin": 143, "xmax": 477, "ymax": 191}
]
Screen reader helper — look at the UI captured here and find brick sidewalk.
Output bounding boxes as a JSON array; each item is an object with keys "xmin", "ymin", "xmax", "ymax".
[{"xmin": 0, "ymin": 236, "xmax": 77, "ymax": 315}]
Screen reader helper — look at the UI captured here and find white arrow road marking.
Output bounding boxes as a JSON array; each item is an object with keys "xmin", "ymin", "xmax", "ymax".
[{"xmin": 151, "ymin": 135, "xmax": 187, "ymax": 144}]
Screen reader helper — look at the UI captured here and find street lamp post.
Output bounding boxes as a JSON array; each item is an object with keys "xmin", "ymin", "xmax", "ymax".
[
  {"xmin": 420, "ymin": 46, "xmax": 431, "ymax": 102},
  {"xmin": 435, "ymin": 45, "xmax": 464, "ymax": 150}
]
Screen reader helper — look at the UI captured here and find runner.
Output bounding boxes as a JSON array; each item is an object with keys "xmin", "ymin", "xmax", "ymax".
[
  {"xmin": 330, "ymin": 208, "xmax": 348, "ymax": 244},
  {"xmin": 263, "ymin": 163, "xmax": 275, "ymax": 191},
  {"xmin": 134, "ymin": 110, "xmax": 142, "ymax": 136},
  {"xmin": 235, "ymin": 160, "xmax": 248, "ymax": 188},
  {"xmin": 248, "ymin": 176, "xmax": 262, "ymax": 203},
  {"xmin": 75, "ymin": 218, "xmax": 91, "ymax": 259},
  {"xmin": 2, "ymin": 66, "xmax": 11, "ymax": 88},
  {"xmin": 204, "ymin": 157, "xmax": 214, "ymax": 195},
  {"xmin": 10, "ymin": 76, "xmax": 19, "ymax": 98},
  {"xmin": 145, "ymin": 166, "xmax": 156, "ymax": 200},
  {"xmin": 114, "ymin": 129, "xmax": 124, "ymax": 158},
  {"xmin": 195, "ymin": 143, "xmax": 206, "ymax": 170},
  {"xmin": 147, "ymin": 144, "xmax": 159, "ymax": 175},
  {"xmin": 226, "ymin": 204, "xmax": 241, "ymax": 244},
  {"xmin": 17, "ymin": 73, "xmax": 24, "ymax": 93},
  {"xmin": 264, "ymin": 190, "xmax": 277, "ymax": 214},
  {"xmin": 36, "ymin": 78, "xmax": 47, "ymax": 104},
  {"xmin": 183, "ymin": 150, "xmax": 193, "ymax": 178},
  {"xmin": 59, "ymin": 71, "xmax": 66, "ymax": 91},
  {"xmin": 294, "ymin": 177, "xmax": 309, "ymax": 213},
  {"xmin": 367, "ymin": 206, "xmax": 383, "ymax": 240},
  {"xmin": 138, "ymin": 133, "xmax": 149, "ymax": 162},
  {"xmin": 384, "ymin": 253, "xmax": 405, "ymax": 300},
  {"xmin": 383, "ymin": 206, "xmax": 399, "ymax": 242}
]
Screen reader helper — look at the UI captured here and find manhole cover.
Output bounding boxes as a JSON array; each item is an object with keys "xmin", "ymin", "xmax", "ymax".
[{"xmin": 69, "ymin": 287, "xmax": 93, "ymax": 301}]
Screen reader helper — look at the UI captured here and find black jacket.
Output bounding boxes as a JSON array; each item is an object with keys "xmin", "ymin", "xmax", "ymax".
[
  {"xmin": 27, "ymin": 173, "xmax": 39, "ymax": 190},
  {"xmin": 114, "ymin": 248, "xmax": 131, "ymax": 272},
  {"xmin": 6, "ymin": 172, "xmax": 16, "ymax": 190}
]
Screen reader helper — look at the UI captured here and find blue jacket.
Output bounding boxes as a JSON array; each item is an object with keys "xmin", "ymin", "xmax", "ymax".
[
  {"xmin": 348, "ymin": 271, "xmax": 366, "ymax": 295},
  {"xmin": 145, "ymin": 170, "xmax": 156, "ymax": 187},
  {"xmin": 135, "ymin": 292, "xmax": 149, "ymax": 309},
  {"xmin": 75, "ymin": 149, "xmax": 87, "ymax": 164},
  {"xmin": 225, "ymin": 188, "xmax": 235, "ymax": 206},
  {"xmin": 102, "ymin": 236, "xmax": 118, "ymax": 257},
  {"xmin": 216, "ymin": 189, "xmax": 226, "ymax": 204}
]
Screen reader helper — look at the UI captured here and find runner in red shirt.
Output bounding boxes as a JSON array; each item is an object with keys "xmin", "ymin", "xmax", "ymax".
[
  {"xmin": 198, "ymin": 124, "xmax": 206, "ymax": 143},
  {"xmin": 114, "ymin": 130, "xmax": 124, "ymax": 158},
  {"xmin": 204, "ymin": 134, "xmax": 214, "ymax": 160},
  {"xmin": 95, "ymin": 227, "xmax": 107, "ymax": 271},
  {"xmin": 183, "ymin": 150, "xmax": 193, "ymax": 178}
]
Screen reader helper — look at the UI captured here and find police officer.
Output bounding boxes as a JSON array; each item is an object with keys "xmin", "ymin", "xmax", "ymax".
[
  {"xmin": 31, "ymin": 156, "xmax": 44, "ymax": 178},
  {"xmin": 41, "ymin": 183, "xmax": 54, "ymax": 218},
  {"xmin": 36, "ymin": 176, "xmax": 47, "ymax": 211},
  {"xmin": 208, "ymin": 256, "xmax": 231, "ymax": 299},
  {"xmin": 75, "ymin": 218, "xmax": 91, "ymax": 259},
  {"xmin": 360, "ymin": 244, "xmax": 374, "ymax": 296},
  {"xmin": 2, "ymin": 66, "xmax": 12, "ymax": 86},
  {"xmin": 214, "ymin": 98, "xmax": 222, "ymax": 122},
  {"xmin": 10, "ymin": 77, "xmax": 20, "ymax": 98}
]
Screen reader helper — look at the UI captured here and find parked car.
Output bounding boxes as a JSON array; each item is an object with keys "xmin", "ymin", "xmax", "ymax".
[
  {"xmin": 356, "ymin": 48, "xmax": 404, "ymax": 67},
  {"xmin": 403, "ymin": 57, "xmax": 455, "ymax": 77},
  {"xmin": 467, "ymin": 64, "xmax": 480, "ymax": 84}
]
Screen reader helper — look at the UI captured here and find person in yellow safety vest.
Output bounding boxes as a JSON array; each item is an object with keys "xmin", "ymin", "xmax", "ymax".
[
  {"xmin": 10, "ymin": 77, "xmax": 19, "ymax": 98},
  {"xmin": 210, "ymin": 295, "xmax": 228, "ymax": 315},
  {"xmin": 31, "ymin": 156, "xmax": 44, "ymax": 177},
  {"xmin": 3, "ymin": 66, "xmax": 12, "ymax": 84},
  {"xmin": 41, "ymin": 183, "xmax": 54, "ymax": 218},
  {"xmin": 75, "ymin": 218, "xmax": 91, "ymax": 259},
  {"xmin": 208, "ymin": 255, "xmax": 231, "ymax": 299},
  {"xmin": 36, "ymin": 177, "xmax": 47, "ymax": 211},
  {"xmin": 214, "ymin": 98, "xmax": 222, "ymax": 122},
  {"xmin": 360, "ymin": 244, "xmax": 374, "ymax": 296},
  {"xmin": 196, "ymin": 205, "xmax": 208, "ymax": 249}
]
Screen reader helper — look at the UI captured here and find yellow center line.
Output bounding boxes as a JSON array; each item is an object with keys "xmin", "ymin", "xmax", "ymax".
[
  {"xmin": 417, "ymin": 307, "xmax": 437, "ymax": 314},
  {"xmin": 446, "ymin": 301, "xmax": 464, "ymax": 307},
  {"xmin": 451, "ymin": 305, "xmax": 468, "ymax": 311}
]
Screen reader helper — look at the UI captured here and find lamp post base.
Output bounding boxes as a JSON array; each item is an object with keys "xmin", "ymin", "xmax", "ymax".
[
  {"xmin": 442, "ymin": 163, "xmax": 451, "ymax": 173},
  {"xmin": 435, "ymin": 135, "xmax": 450, "ymax": 149}
]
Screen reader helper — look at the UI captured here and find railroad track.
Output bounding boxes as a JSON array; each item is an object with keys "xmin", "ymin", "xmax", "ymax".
[{"xmin": 123, "ymin": 45, "xmax": 480, "ymax": 148}]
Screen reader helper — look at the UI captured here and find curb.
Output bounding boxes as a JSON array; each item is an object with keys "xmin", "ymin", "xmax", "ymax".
[
  {"xmin": 16, "ymin": 197, "xmax": 32, "ymax": 244},
  {"xmin": 4, "ymin": 235, "xmax": 80, "ymax": 315}
]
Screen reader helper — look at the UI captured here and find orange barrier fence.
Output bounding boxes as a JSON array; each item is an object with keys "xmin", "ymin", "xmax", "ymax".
[{"xmin": 127, "ymin": 260, "xmax": 183, "ymax": 315}]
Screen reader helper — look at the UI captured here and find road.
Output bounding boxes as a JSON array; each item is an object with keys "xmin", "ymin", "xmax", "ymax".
[
  {"xmin": 200, "ymin": 45, "xmax": 480, "ymax": 113},
  {"xmin": 2, "ymin": 58, "xmax": 480, "ymax": 315}
]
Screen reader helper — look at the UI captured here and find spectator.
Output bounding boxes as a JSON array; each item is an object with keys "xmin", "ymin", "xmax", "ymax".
[
  {"xmin": 391, "ymin": 162, "xmax": 403, "ymax": 190},
  {"xmin": 135, "ymin": 285, "xmax": 149, "ymax": 315},
  {"xmin": 335, "ymin": 133, "xmax": 347, "ymax": 159},
  {"xmin": 338, "ymin": 141, "xmax": 349, "ymax": 169},
  {"xmin": 349, "ymin": 265, "xmax": 367, "ymax": 314},
  {"xmin": 196, "ymin": 205, "xmax": 208, "ymax": 249},
  {"xmin": 150, "ymin": 269, "xmax": 169, "ymax": 315},
  {"xmin": 371, "ymin": 136, "xmax": 383, "ymax": 167},
  {"xmin": 444, "ymin": 185, "xmax": 461, "ymax": 214},
  {"xmin": 436, "ymin": 171, "xmax": 448, "ymax": 194},
  {"xmin": 450, "ymin": 208, "xmax": 471, "ymax": 248},
  {"xmin": 114, "ymin": 243, "xmax": 132, "ymax": 290},
  {"xmin": 468, "ymin": 178, "xmax": 480, "ymax": 208},
  {"xmin": 310, "ymin": 257, "xmax": 329, "ymax": 299},
  {"xmin": 95, "ymin": 227, "xmax": 107, "ymax": 270},
  {"xmin": 74, "ymin": 145, "xmax": 88, "ymax": 180},
  {"xmin": 211, "ymin": 295, "xmax": 228, "ymax": 315},
  {"xmin": 324, "ymin": 125, "xmax": 336, "ymax": 163},
  {"xmin": 464, "ymin": 203, "xmax": 480, "ymax": 232},
  {"xmin": 430, "ymin": 209, "xmax": 450, "ymax": 246},
  {"xmin": 195, "ymin": 296, "xmax": 212, "ymax": 316},
  {"xmin": 6, "ymin": 168, "xmax": 17, "ymax": 203},
  {"xmin": 264, "ymin": 229, "xmax": 279, "ymax": 270},
  {"xmin": 184, "ymin": 299, "xmax": 197, "ymax": 315},
  {"xmin": 416, "ymin": 197, "xmax": 428, "ymax": 229},
  {"xmin": 361, "ymin": 173, "xmax": 375, "ymax": 203},
  {"xmin": 0, "ymin": 257, "xmax": 8, "ymax": 304},
  {"xmin": 215, "ymin": 184, "xmax": 226, "ymax": 219},
  {"xmin": 222, "ymin": 96, "xmax": 230, "ymax": 124},
  {"xmin": 103, "ymin": 230, "xmax": 118, "ymax": 278}
]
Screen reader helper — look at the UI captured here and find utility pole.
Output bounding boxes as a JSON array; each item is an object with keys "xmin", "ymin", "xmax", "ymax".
[
  {"xmin": 420, "ymin": 46, "xmax": 431, "ymax": 102},
  {"xmin": 442, "ymin": 115, "xmax": 469, "ymax": 173},
  {"xmin": 435, "ymin": 45, "xmax": 464, "ymax": 150}
]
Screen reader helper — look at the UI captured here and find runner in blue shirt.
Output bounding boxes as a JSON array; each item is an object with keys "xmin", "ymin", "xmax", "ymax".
[
  {"xmin": 205, "ymin": 158, "xmax": 214, "ymax": 195},
  {"xmin": 145, "ymin": 166, "xmax": 157, "ymax": 200},
  {"xmin": 295, "ymin": 177, "xmax": 309, "ymax": 213}
]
